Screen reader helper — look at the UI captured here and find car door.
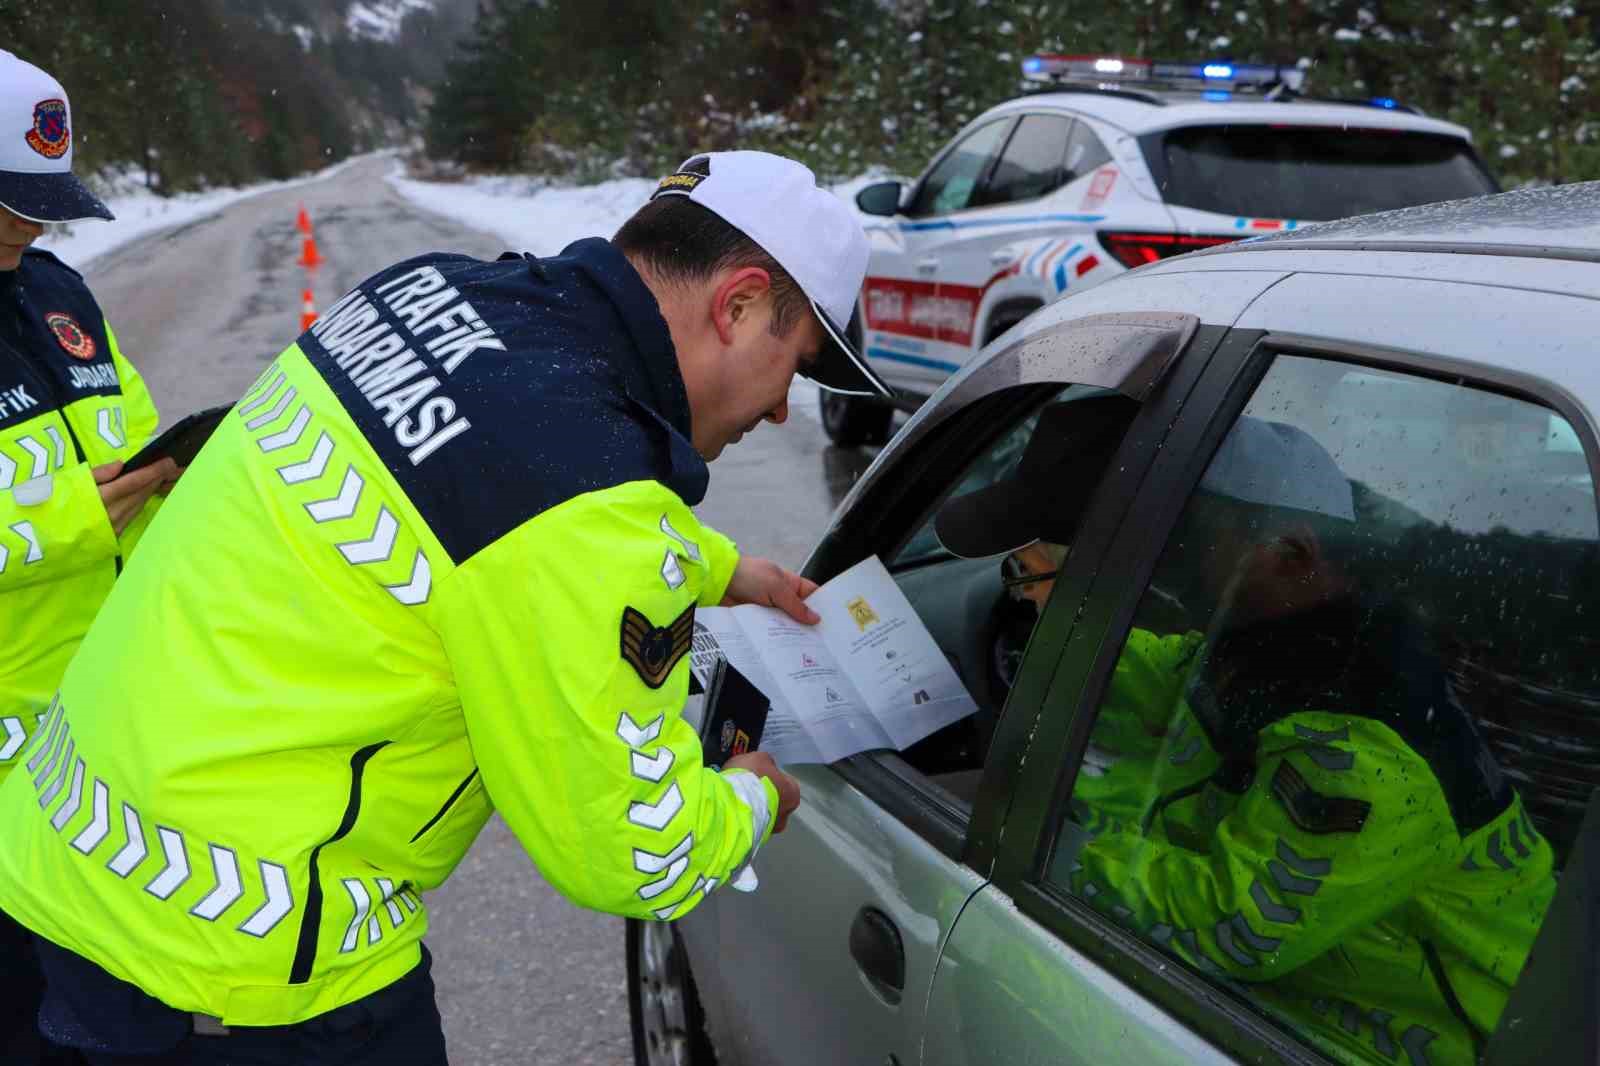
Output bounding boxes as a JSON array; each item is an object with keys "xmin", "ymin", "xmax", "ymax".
[
  {"xmin": 860, "ymin": 117, "xmax": 1014, "ymax": 391},
  {"xmin": 676, "ymin": 303, "xmax": 1239, "ymax": 1066},
  {"xmin": 926, "ymin": 292, "xmax": 1600, "ymax": 1066}
]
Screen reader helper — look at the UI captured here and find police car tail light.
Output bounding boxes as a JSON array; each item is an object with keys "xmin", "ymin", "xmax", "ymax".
[{"xmin": 1098, "ymin": 232, "xmax": 1239, "ymax": 269}]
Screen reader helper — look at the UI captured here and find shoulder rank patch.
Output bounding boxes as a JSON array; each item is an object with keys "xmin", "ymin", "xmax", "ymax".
[
  {"xmin": 1271, "ymin": 760, "xmax": 1371, "ymax": 835},
  {"xmin": 621, "ymin": 604, "xmax": 695, "ymax": 689}
]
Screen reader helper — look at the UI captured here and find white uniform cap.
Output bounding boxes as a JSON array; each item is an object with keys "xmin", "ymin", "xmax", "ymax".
[
  {"xmin": 0, "ymin": 50, "xmax": 112, "ymax": 223},
  {"xmin": 651, "ymin": 151, "xmax": 889, "ymax": 398}
]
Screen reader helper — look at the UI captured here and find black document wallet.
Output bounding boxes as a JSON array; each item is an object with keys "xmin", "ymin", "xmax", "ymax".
[{"xmin": 696, "ymin": 657, "xmax": 770, "ymax": 769}]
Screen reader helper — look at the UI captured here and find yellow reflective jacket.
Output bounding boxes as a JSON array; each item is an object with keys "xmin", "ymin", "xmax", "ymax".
[
  {"xmin": 0, "ymin": 249, "xmax": 160, "ymax": 782},
  {"xmin": 0, "ymin": 242, "xmax": 775, "ymax": 1026}
]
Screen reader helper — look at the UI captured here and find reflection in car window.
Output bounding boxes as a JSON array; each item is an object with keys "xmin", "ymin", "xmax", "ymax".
[
  {"xmin": 908, "ymin": 119, "xmax": 1012, "ymax": 218},
  {"xmin": 1063, "ymin": 121, "xmax": 1112, "ymax": 184},
  {"xmin": 1044, "ymin": 355, "xmax": 1597, "ymax": 1066},
  {"xmin": 973, "ymin": 114, "xmax": 1073, "ymax": 208}
]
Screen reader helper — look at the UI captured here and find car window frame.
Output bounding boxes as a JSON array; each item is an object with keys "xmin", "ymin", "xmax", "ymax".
[
  {"xmin": 990, "ymin": 326, "xmax": 1600, "ymax": 1066},
  {"xmin": 904, "ymin": 116, "xmax": 1017, "ymax": 219},
  {"xmin": 800, "ymin": 318, "xmax": 1230, "ymax": 872},
  {"xmin": 968, "ymin": 111, "xmax": 1076, "ymax": 211}
]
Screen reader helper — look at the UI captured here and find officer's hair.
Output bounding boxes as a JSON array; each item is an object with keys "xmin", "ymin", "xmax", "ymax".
[{"xmin": 613, "ymin": 198, "xmax": 810, "ymax": 338}]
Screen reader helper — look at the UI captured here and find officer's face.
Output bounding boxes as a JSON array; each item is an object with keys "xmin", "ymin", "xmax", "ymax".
[
  {"xmin": 702, "ymin": 295, "xmax": 822, "ymax": 460},
  {"xmin": 0, "ymin": 206, "xmax": 43, "ymax": 271}
]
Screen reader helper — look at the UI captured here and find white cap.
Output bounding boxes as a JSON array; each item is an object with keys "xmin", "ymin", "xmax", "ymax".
[
  {"xmin": 0, "ymin": 50, "xmax": 111, "ymax": 223},
  {"xmin": 651, "ymin": 151, "xmax": 889, "ymax": 398}
]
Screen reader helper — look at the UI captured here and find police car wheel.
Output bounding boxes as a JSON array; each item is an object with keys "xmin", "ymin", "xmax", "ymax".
[
  {"xmin": 820, "ymin": 390, "xmax": 893, "ymax": 447},
  {"xmin": 627, "ymin": 919, "xmax": 718, "ymax": 1066}
]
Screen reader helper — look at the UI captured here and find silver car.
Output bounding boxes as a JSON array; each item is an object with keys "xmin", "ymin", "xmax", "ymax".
[{"xmin": 629, "ymin": 183, "xmax": 1600, "ymax": 1066}]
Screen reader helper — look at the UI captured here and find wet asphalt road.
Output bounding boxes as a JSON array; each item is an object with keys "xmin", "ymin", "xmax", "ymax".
[{"xmin": 77, "ymin": 155, "xmax": 879, "ymax": 1065}]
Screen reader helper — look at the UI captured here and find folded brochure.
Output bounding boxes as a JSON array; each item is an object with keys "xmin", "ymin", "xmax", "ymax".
[{"xmin": 689, "ymin": 555, "xmax": 977, "ymax": 764}]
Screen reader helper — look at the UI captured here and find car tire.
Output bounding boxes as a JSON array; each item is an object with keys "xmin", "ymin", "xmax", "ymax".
[
  {"xmin": 820, "ymin": 389, "xmax": 894, "ymax": 447},
  {"xmin": 627, "ymin": 919, "xmax": 719, "ymax": 1066}
]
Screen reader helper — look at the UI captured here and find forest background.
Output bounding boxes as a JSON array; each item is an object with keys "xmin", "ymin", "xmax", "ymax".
[{"xmin": 2, "ymin": 0, "xmax": 1596, "ymax": 194}]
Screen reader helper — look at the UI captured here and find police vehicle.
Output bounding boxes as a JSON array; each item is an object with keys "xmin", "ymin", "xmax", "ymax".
[{"xmin": 824, "ymin": 54, "xmax": 1499, "ymax": 444}]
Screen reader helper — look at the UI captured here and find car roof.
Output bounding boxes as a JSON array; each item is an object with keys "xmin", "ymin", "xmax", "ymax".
[
  {"xmin": 984, "ymin": 89, "xmax": 1474, "ymax": 141},
  {"xmin": 1195, "ymin": 180, "xmax": 1600, "ymax": 262}
]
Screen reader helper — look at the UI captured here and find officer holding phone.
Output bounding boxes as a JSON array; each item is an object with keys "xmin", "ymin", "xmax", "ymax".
[{"xmin": 0, "ymin": 50, "xmax": 176, "ymax": 1065}]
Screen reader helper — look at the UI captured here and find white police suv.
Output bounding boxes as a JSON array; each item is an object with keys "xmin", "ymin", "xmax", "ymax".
[{"xmin": 825, "ymin": 54, "xmax": 1499, "ymax": 444}]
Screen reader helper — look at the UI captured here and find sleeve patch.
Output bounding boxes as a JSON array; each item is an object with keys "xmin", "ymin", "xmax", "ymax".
[
  {"xmin": 621, "ymin": 604, "xmax": 695, "ymax": 689},
  {"xmin": 1271, "ymin": 760, "xmax": 1370, "ymax": 835}
]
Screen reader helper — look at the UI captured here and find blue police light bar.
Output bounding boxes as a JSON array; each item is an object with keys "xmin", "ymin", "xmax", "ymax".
[
  {"xmin": 1023, "ymin": 54, "xmax": 1306, "ymax": 92},
  {"xmin": 1371, "ymin": 96, "xmax": 1399, "ymax": 109}
]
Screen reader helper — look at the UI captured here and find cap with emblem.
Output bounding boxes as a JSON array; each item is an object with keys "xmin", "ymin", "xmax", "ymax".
[
  {"xmin": 650, "ymin": 151, "xmax": 888, "ymax": 398},
  {"xmin": 0, "ymin": 50, "xmax": 112, "ymax": 223}
]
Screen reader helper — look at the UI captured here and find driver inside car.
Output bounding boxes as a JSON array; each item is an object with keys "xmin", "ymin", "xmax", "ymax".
[{"xmin": 937, "ymin": 410, "xmax": 1555, "ymax": 1066}]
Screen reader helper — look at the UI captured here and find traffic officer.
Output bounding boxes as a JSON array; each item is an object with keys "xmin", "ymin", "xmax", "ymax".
[
  {"xmin": 0, "ymin": 150, "xmax": 890, "ymax": 1063},
  {"xmin": 0, "ymin": 49, "xmax": 176, "ymax": 1066},
  {"xmin": 939, "ymin": 411, "xmax": 1553, "ymax": 1066}
]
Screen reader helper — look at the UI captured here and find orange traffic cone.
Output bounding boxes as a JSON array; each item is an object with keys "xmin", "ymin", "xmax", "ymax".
[
  {"xmin": 296, "ymin": 204, "xmax": 313, "ymax": 235},
  {"xmin": 298, "ymin": 236, "xmax": 322, "ymax": 270},
  {"xmin": 299, "ymin": 289, "xmax": 317, "ymax": 331}
]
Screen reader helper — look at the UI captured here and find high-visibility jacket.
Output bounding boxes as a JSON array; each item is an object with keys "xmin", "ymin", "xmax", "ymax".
[
  {"xmin": 0, "ymin": 249, "xmax": 160, "ymax": 783},
  {"xmin": 0, "ymin": 240, "xmax": 776, "ymax": 1027},
  {"xmin": 1070, "ymin": 605, "xmax": 1554, "ymax": 1066}
]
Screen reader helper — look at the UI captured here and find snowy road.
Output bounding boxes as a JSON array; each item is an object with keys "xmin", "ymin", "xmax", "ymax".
[{"xmin": 79, "ymin": 154, "xmax": 875, "ymax": 1064}]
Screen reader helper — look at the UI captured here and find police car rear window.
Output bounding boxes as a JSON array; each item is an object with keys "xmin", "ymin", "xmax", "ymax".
[{"xmin": 1155, "ymin": 126, "xmax": 1497, "ymax": 221}]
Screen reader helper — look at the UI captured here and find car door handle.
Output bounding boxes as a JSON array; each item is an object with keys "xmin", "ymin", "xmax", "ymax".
[
  {"xmin": 915, "ymin": 258, "xmax": 939, "ymax": 274},
  {"xmin": 989, "ymin": 250, "xmax": 1013, "ymax": 265},
  {"xmin": 849, "ymin": 905, "xmax": 905, "ymax": 1006}
]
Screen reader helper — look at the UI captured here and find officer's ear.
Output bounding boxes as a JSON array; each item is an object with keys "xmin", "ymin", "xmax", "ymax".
[{"xmin": 711, "ymin": 266, "xmax": 773, "ymax": 346}]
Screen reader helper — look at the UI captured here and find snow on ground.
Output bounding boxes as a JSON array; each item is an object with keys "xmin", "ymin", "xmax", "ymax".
[
  {"xmin": 385, "ymin": 164, "xmax": 905, "ymax": 422},
  {"xmin": 36, "ymin": 154, "xmax": 373, "ymax": 271}
]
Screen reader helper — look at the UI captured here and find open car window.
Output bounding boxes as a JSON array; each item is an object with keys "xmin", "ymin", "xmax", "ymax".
[
  {"xmin": 882, "ymin": 385, "xmax": 1138, "ymax": 805},
  {"xmin": 1042, "ymin": 352, "xmax": 1598, "ymax": 1066}
]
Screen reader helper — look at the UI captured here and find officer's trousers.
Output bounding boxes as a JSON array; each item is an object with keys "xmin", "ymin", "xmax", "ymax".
[{"xmin": 6, "ymin": 907, "xmax": 449, "ymax": 1065}]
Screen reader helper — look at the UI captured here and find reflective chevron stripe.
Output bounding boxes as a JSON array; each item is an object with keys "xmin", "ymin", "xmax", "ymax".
[
  {"xmin": 277, "ymin": 431, "xmax": 333, "ymax": 484},
  {"xmin": 237, "ymin": 370, "xmax": 286, "ymax": 416},
  {"xmin": 50, "ymin": 757, "xmax": 85, "ymax": 830},
  {"xmin": 257, "ymin": 405, "xmax": 311, "ymax": 452},
  {"xmin": 628, "ymin": 782, "xmax": 683, "ymax": 831},
  {"xmin": 145, "ymin": 826, "xmax": 191, "ymax": 900},
  {"xmin": 69, "ymin": 779, "xmax": 111, "ymax": 853},
  {"xmin": 633, "ymin": 834, "xmax": 693, "ymax": 901},
  {"xmin": 238, "ymin": 861, "xmax": 294, "ymax": 937},
  {"xmin": 244, "ymin": 385, "xmax": 296, "ymax": 431},
  {"xmin": 25, "ymin": 698, "xmax": 62, "ymax": 773},
  {"xmin": 44, "ymin": 426, "xmax": 65, "ymax": 468},
  {"xmin": 107, "ymin": 802, "xmax": 148, "ymax": 877},
  {"xmin": 0, "ymin": 717, "xmax": 25, "ymax": 760},
  {"xmin": 11, "ymin": 521, "xmax": 41, "ymax": 564},
  {"xmin": 337, "ymin": 506, "xmax": 397, "ymax": 564},
  {"xmin": 17, "ymin": 435, "xmax": 49, "ymax": 478},
  {"xmin": 385, "ymin": 551, "xmax": 431, "ymax": 606},
  {"xmin": 95, "ymin": 407, "xmax": 124, "ymax": 449},
  {"xmin": 0, "ymin": 447, "xmax": 14, "ymax": 488},
  {"xmin": 190, "ymin": 845, "xmax": 243, "ymax": 920},
  {"xmin": 340, "ymin": 879, "xmax": 372, "ymax": 953},
  {"xmin": 376, "ymin": 878, "xmax": 406, "ymax": 928},
  {"xmin": 306, "ymin": 466, "xmax": 362, "ymax": 522}
]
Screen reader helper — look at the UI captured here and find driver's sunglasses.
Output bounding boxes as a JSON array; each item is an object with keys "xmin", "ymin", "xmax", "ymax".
[{"xmin": 1002, "ymin": 554, "xmax": 1059, "ymax": 588}]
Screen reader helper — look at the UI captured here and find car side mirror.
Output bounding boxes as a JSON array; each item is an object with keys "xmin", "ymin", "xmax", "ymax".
[
  {"xmin": 1483, "ymin": 789, "xmax": 1600, "ymax": 1064},
  {"xmin": 855, "ymin": 181, "xmax": 903, "ymax": 217}
]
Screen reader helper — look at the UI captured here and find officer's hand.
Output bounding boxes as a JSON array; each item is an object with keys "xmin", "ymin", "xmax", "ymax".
[
  {"xmin": 722, "ymin": 556, "xmax": 820, "ymax": 624},
  {"xmin": 94, "ymin": 459, "xmax": 179, "ymax": 535},
  {"xmin": 724, "ymin": 751, "xmax": 801, "ymax": 834}
]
